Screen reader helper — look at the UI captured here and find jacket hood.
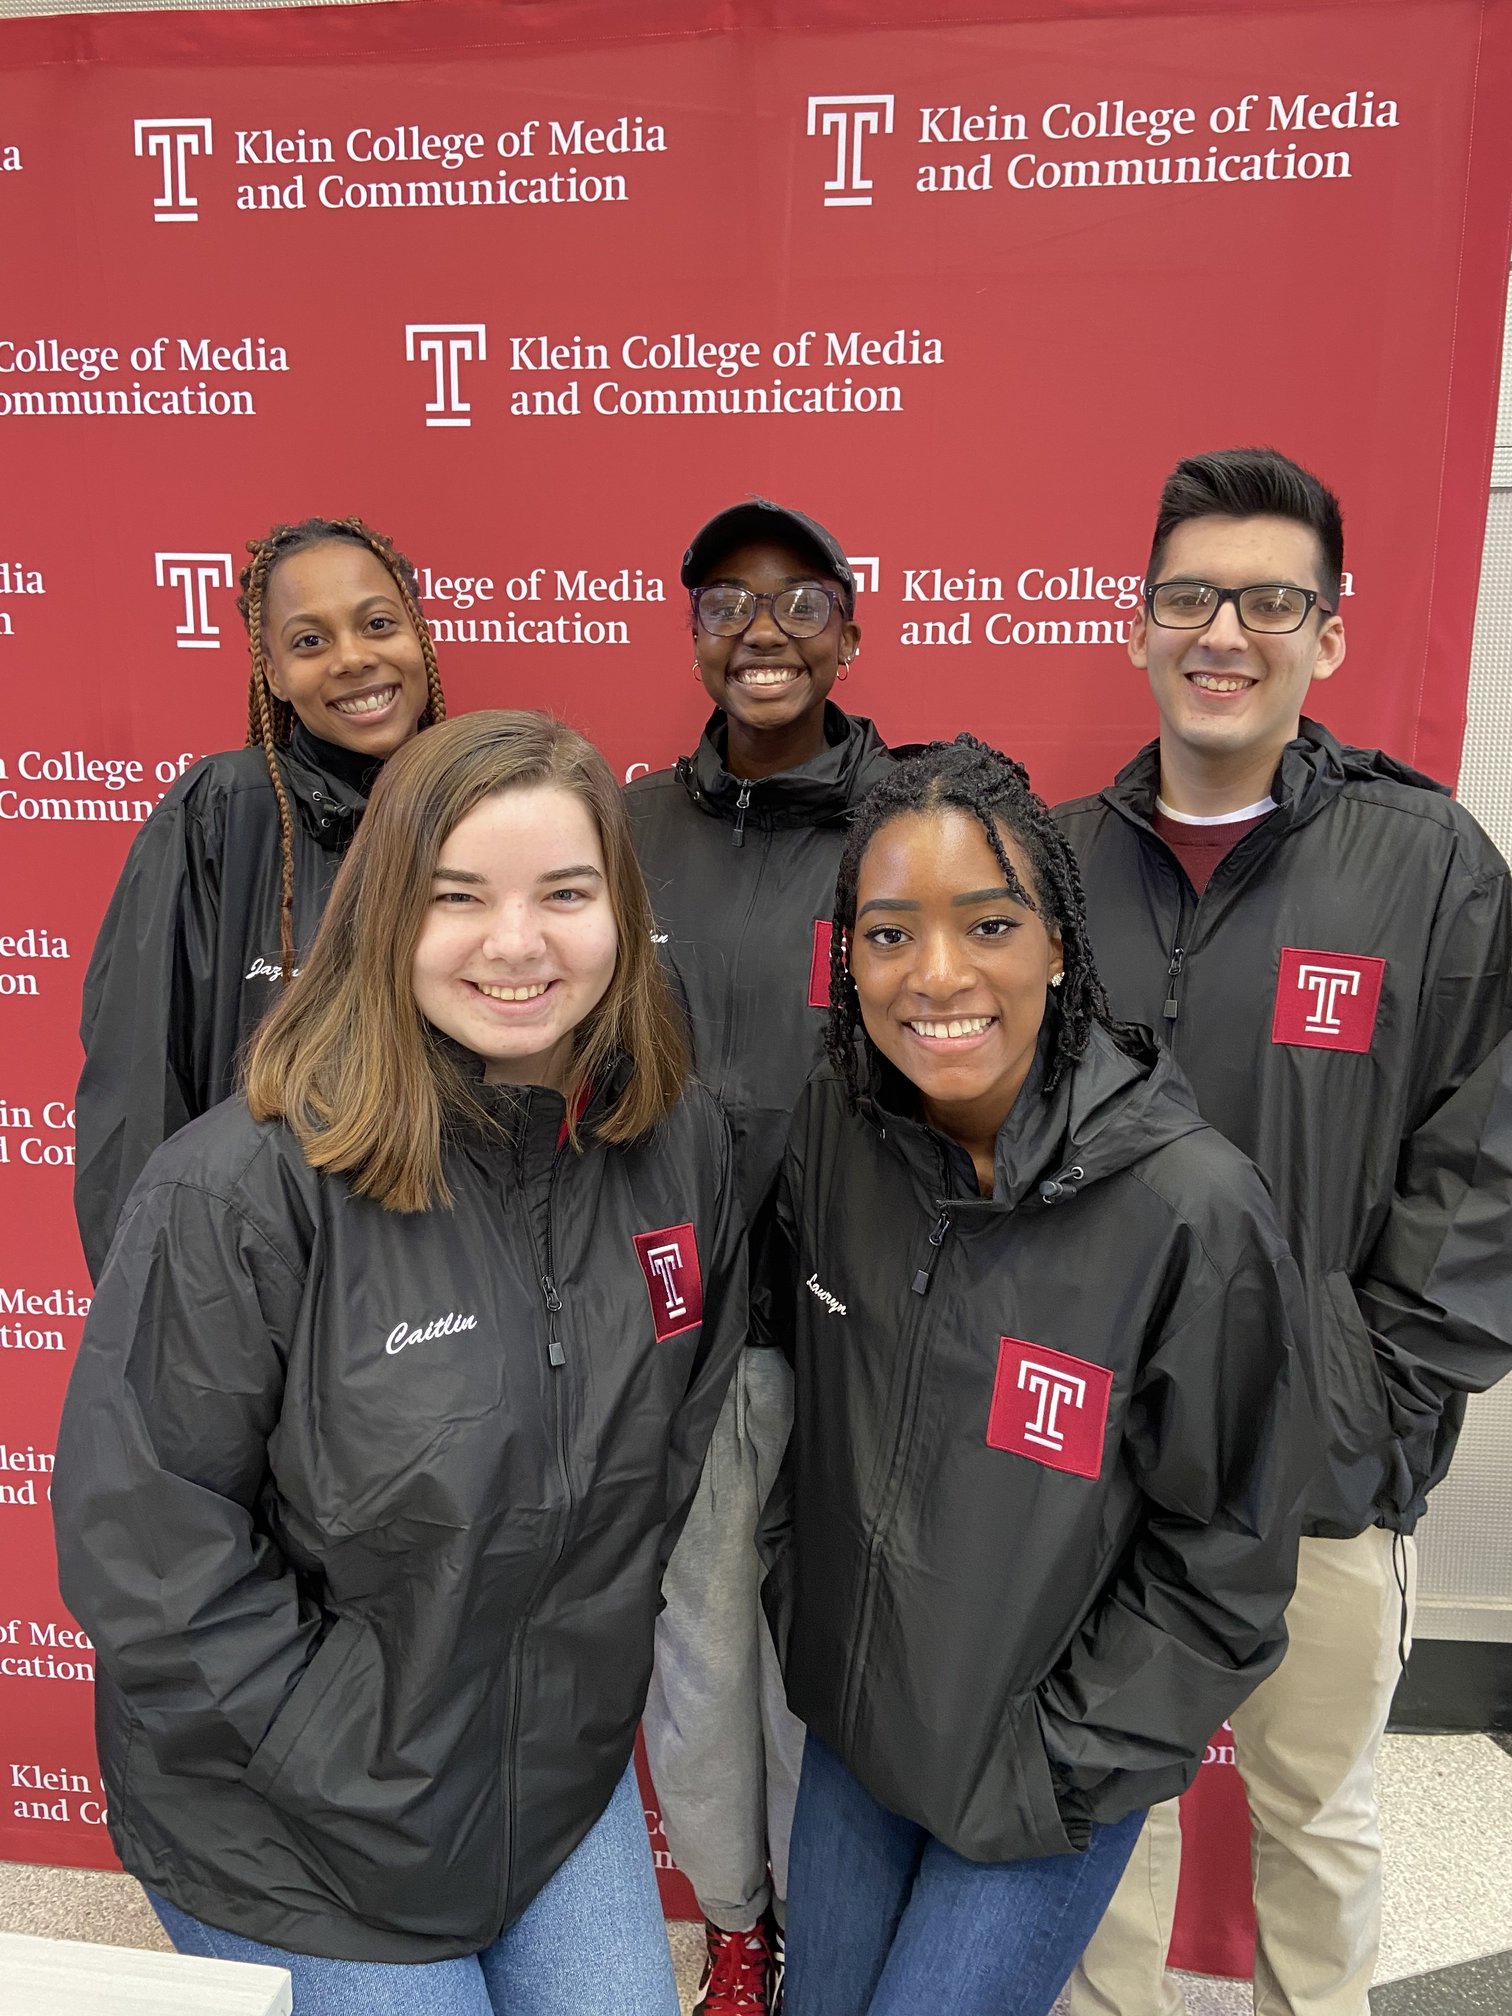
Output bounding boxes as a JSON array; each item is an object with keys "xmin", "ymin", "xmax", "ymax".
[
  {"xmin": 677, "ymin": 704, "xmax": 893, "ymax": 829},
  {"xmin": 1104, "ymin": 717, "xmax": 1449, "ymax": 839},
  {"xmin": 868, "ymin": 1018, "xmax": 1208, "ymax": 1211}
]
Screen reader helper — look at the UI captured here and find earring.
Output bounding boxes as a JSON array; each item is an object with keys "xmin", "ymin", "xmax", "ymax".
[
  {"xmin": 836, "ymin": 658, "xmax": 850, "ymax": 683},
  {"xmin": 1049, "ymin": 973, "xmax": 1064, "ymax": 989},
  {"xmin": 692, "ymin": 661, "xmax": 702, "ymax": 680}
]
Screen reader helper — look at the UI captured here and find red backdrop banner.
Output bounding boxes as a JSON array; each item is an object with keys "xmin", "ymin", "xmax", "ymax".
[{"xmin": 2, "ymin": 0, "xmax": 1510, "ymax": 1978}]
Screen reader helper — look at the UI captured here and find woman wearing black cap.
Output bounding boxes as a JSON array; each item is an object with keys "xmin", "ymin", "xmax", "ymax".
[{"xmin": 629, "ymin": 499, "xmax": 893, "ymax": 2014}]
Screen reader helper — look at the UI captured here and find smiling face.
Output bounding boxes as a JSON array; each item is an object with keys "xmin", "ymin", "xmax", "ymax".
[
  {"xmin": 851, "ymin": 807, "xmax": 1063, "ymax": 1147},
  {"xmin": 694, "ymin": 539, "xmax": 860, "ymax": 741},
  {"xmin": 1131, "ymin": 514, "xmax": 1346, "ymax": 791},
  {"xmin": 410, "ymin": 784, "xmax": 619, "ymax": 1090},
  {"xmin": 261, "ymin": 540, "xmax": 430, "ymax": 759}
]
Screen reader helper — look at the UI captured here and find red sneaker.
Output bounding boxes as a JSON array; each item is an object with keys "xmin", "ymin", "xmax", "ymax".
[{"xmin": 691, "ymin": 1914, "xmax": 776, "ymax": 2014}]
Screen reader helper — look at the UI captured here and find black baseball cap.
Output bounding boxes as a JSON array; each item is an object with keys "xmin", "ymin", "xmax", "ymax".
[{"xmin": 680, "ymin": 498, "xmax": 855, "ymax": 608}]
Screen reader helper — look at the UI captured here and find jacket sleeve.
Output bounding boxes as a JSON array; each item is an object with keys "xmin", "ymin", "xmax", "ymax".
[
  {"xmin": 1351, "ymin": 850, "xmax": 1512, "ymax": 1478},
  {"xmin": 74, "ymin": 787, "xmax": 223, "ymax": 1282},
  {"xmin": 1355, "ymin": 1030, "xmax": 1512, "ymax": 1455},
  {"xmin": 53, "ymin": 1173, "xmax": 319, "ymax": 1782},
  {"xmin": 659, "ymin": 1104, "xmax": 748, "ymax": 1563},
  {"xmin": 1036, "ymin": 1214, "xmax": 1313, "ymax": 1829}
]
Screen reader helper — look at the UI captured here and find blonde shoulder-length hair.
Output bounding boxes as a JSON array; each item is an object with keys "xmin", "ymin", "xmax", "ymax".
[{"xmin": 244, "ymin": 709, "xmax": 689, "ymax": 1211}]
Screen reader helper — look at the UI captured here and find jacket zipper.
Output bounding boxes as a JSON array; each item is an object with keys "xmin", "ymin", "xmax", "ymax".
[
  {"xmin": 731, "ymin": 779, "xmax": 753, "ymax": 848},
  {"xmin": 716, "ymin": 819, "xmax": 770, "ymax": 1083},
  {"xmin": 1163, "ymin": 943, "xmax": 1185, "ymax": 1022},
  {"xmin": 503, "ymin": 1127, "xmax": 576, "ymax": 1914},
  {"xmin": 1133, "ymin": 799, "xmax": 1278, "ymax": 1035},
  {"xmin": 540, "ymin": 1274, "xmax": 565, "ymax": 1368},
  {"xmin": 841, "ymin": 1193, "xmax": 954, "ymax": 1743},
  {"xmin": 911, "ymin": 1210, "xmax": 953, "ymax": 1294}
]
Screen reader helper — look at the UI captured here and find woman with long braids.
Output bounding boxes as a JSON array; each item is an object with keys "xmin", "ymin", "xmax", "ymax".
[
  {"xmin": 758, "ymin": 735, "xmax": 1317, "ymax": 2016},
  {"xmin": 74, "ymin": 516, "xmax": 445, "ymax": 1278}
]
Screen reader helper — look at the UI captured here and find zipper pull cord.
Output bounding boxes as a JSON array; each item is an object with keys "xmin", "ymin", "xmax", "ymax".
[
  {"xmin": 1163, "ymin": 946, "xmax": 1185, "ymax": 1021},
  {"xmin": 731, "ymin": 780, "xmax": 753, "ymax": 849},
  {"xmin": 911, "ymin": 1211, "xmax": 952, "ymax": 1296},
  {"xmin": 1038, "ymin": 1163, "xmax": 1085, "ymax": 1207},
  {"xmin": 541, "ymin": 1275, "xmax": 565, "ymax": 1368}
]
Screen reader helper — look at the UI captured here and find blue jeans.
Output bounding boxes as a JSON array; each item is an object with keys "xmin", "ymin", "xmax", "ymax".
[
  {"xmin": 149, "ymin": 1760, "xmax": 679, "ymax": 2015},
  {"xmin": 784, "ymin": 1734, "xmax": 1144, "ymax": 2016}
]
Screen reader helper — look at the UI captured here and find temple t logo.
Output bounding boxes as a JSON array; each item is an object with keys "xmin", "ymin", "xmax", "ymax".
[
  {"xmin": 633, "ymin": 1224, "xmax": 704, "ymax": 1342},
  {"xmin": 405, "ymin": 324, "xmax": 488, "ymax": 428},
  {"xmin": 987, "ymin": 1337, "xmax": 1112, "ymax": 1480},
  {"xmin": 1272, "ymin": 949, "xmax": 1386, "ymax": 1053},
  {"xmin": 806, "ymin": 95, "xmax": 895, "ymax": 206},
  {"xmin": 154, "ymin": 552, "xmax": 235, "ymax": 649},
  {"xmin": 133, "ymin": 118, "xmax": 213, "ymax": 222}
]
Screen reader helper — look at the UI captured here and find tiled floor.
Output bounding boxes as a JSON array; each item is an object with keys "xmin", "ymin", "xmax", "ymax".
[{"xmin": 1, "ymin": 1733, "xmax": 1508, "ymax": 2012}]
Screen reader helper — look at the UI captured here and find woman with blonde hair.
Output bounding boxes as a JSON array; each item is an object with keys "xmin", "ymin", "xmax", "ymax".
[{"xmin": 54, "ymin": 711, "xmax": 744, "ymax": 2016}]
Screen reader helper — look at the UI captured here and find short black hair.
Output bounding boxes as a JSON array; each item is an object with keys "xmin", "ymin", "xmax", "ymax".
[
  {"xmin": 825, "ymin": 734, "xmax": 1113, "ymax": 1104},
  {"xmin": 1147, "ymin": 448, "xmax": 1344, "ymax": 608}
]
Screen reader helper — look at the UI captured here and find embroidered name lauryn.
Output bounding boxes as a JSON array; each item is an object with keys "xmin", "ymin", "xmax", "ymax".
[
  {"xmin": 806, "ymin": 1273, "xmax": 847, "ymax": 1316},
  {"xmin": 386, "ymin": 1311, "xmax": 479, "ymax": 1356}
]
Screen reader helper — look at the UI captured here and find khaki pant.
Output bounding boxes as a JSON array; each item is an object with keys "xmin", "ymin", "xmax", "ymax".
[{"xmin": 1068, "ymin": 1528, "xmax": 1416, "ymax": 2016}]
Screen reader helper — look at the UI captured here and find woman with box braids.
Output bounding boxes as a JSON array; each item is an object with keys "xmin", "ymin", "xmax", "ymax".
[
  {"xmin": 238, "ymin": 517, "xmax": 446, "ymax": 982},
  {"xmin": 74, "ymin": 513, "xmax": 446, "ymax": 1281},
  {"xmin": 826, "ymin": 732, "xmax": 1112, "ymax": 1103}
]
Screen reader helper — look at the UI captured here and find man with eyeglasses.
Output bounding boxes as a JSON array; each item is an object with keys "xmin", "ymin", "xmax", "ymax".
[{"xmin": 1056, "ymin": 447, "xmax": 1512, "ymax": 2016}]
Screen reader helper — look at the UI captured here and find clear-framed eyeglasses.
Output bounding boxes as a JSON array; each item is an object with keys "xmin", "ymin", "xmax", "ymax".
[
  {"xmin": 691, "ymin": 583, "xmax": 842, "ymax": 640},
  {"xmin": 1144, "ymin": 580, "xmax": 1335, "ymax": 635}
]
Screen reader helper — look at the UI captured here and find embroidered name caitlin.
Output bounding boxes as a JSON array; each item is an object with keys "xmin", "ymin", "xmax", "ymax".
[{"xmin": 386, "ymin": 1310, "xmax": 479, "ymax": 1356}]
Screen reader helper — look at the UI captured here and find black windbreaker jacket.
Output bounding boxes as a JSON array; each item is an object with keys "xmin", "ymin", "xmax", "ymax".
[
  {"xmin": 53, "ymin": 1072, "xmax": 744, "ymax": 1962},
  {"xmin": 74, "ymin": 723, "xmax": 378, "ymax": 1282},
  {"xmin": 626, "ymin": 704, "xmax": 893, "ymax": 1233},
  {"xmin": 1056, "ymin": 721, "xmax": 1512, "ymax": 1538},
  {"xmin": 756, "ymin": 1026, "xmax": 1312, "ymax": 1864}
]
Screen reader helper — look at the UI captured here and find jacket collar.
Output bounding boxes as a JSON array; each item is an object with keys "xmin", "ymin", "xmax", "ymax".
[
  {"xmin": 430, "ymin": 1031, "xmax": 632, "ymax": 1148},
  {"xmin": 864, "ymin": 1020, "xmax": 1206, "ymax": 1212},
  {"xmin": 675, "ymin": 704, "xmax": 891, "ymax": 830},
  {"xmin": 1099, "ymin": 715, "xmax": 1448, "ymax": 845},
  {"xmin": 279, "ymin": 721, "xmax": 384, "ymax": 851}
]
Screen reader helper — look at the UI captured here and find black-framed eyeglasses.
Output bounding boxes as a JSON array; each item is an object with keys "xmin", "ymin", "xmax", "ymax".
[
  {"xmin": 1144, "ymin": 579, "xmax": 1335, "ymax": 635},
  {"xmin": 691, "ymin": 583, "xmax": 841, "ymax": 640}
]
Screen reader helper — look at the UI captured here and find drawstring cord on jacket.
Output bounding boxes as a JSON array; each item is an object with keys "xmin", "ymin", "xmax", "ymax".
[{"xmin": 1392, "ymin": 1530, "xmax": 1411, "ymax": 1672}]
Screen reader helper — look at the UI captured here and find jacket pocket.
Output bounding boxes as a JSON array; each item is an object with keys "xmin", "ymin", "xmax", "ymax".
[
  {"xmin": 1315, "ymin": 1270, "xmax": 1392, "ymax": 1467},
  {"xmin": 243, "ymin": 1615, "xmax": 364, "ymax": 1801},
  {"xmin": 1009, "ymin": 1696, "xmax": 1080, "ymax": 1859},
  {"xmin": 240, "ymin": 1611, "xmax": 504, "ymax": 1937},
  {"xmin": 952, "ymin": 1694, "xmax": 1078, "ymax": 1863}
]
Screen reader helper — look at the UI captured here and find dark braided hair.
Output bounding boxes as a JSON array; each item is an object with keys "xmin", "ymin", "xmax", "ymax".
[
  {"xmin": 825, "ymin": 733, "xmax": 1112, "ymax": 1103},
  {"xmin": 236, "ymin": 517, "xmax": 447, "ymax": 986}
]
